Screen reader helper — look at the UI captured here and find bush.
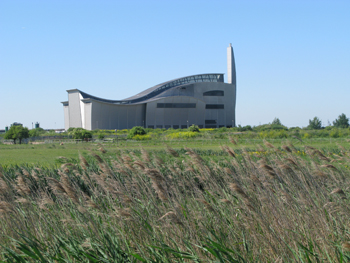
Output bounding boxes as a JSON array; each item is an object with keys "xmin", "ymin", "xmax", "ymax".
[
  {"xmin": 128, "ymin": 126, "xmax": 146, "ymax": 139},
  {"xmin": 188, "ymin": 125, "xmax": 200, "ymax": 132},
  {"xmin": 70, "ymin": 128, "xmax": 92, "ymax": 140},
  {"xmin": 132, "ymin": 134, "xmax": 151, "ymax": 140}
]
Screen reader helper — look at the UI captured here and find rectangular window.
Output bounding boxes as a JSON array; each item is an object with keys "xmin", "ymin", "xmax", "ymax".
[
  {"xmin": 147, "ymin": 125, "xmax": 154, "ymax": 129},
  {"xmin": 165, "ymin": 125, "xmax": 171, "ymax": 129},
  {"xmin": 173, "ymin": 125, "xmax": 179, "ymax": 129},
  {"xmin": 205, "ymin": 125, "xmax": 217, "ymax": 128},
  {"xmin": 198, "ymin": 125, "xmax": 203, "ymax": 128},
  {"xmin": 156, "ymin": 125, "xmax": 163, "ymax": 129},
  {"xmin": 205, "ymin": 120, "xmax": 217, "ymax": 124},
  {"xmin": 206, "ymin": 104, "xmax": 224, "ymax": 109},
  {"xmin": 203, "ymin": 90, "xmax": 224, "ymax": 96},
  {"xmin": 181, "ymin": 125, "xmax": 187, "ymax": 129},
  {"xmin": 157, "ymin": 103, "xmax": 196, "ymax": 108}
]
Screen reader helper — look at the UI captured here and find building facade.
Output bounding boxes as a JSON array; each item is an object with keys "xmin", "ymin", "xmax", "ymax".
[{"xmin": 62, "ymin": 44, "xmax": 236, "ymax": 130}]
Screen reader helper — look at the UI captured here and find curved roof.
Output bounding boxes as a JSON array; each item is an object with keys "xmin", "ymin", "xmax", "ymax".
[{"xmin": 71, "ymin": 73, "xmax": 224, "ymax": 105}]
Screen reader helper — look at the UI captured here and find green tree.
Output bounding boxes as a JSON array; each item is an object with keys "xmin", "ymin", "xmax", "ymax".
[
  {"xmin": 333, "ymin": 113, "xmax": 349, "ymax": 128},
  {"xmin": 29, "ymin": 127, "xmax": 45, "ymax": 137},
  {"xmin": 308, "ymin": 117, "xmax": 322, "ymax": 129},
  {"xmin": 128, "ymin": 126, "xmax": 146, "ymax": 139},
  {"xmin": 272, "ymin": 118, "xmax": 282, "ymax": 126},
  {"xmin": 4, "ymin": 125, "xmax": 29, "ymax": 144}
]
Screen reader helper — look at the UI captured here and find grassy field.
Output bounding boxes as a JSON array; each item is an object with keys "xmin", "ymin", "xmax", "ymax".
[
  {"xmin": 0, "ymin": 137, "xmax": 348, "ymax": 167},
  {"xmin": 0, "ymin": 138, "xmax": 350, "ymax": 261}
]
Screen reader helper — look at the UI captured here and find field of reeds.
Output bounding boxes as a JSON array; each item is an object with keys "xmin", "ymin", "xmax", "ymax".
[{"xmin": 1, "ymin": 140, "xmax": 350, "ymax": 262}]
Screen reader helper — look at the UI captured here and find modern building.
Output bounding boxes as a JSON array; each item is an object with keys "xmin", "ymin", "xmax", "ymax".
[{"xmin": 62, "ymin": 44, "xmax": 236, "ymax": 130}]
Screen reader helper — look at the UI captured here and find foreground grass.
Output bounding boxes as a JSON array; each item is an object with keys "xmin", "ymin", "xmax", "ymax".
[{"xmin": 0, "ymin": 140, "xmax": 350, "ymax": 261}]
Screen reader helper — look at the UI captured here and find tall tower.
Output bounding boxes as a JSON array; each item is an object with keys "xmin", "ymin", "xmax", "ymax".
[{"xmin": 227, "ymin": 43, "xmax": 236, "ymax": 85}]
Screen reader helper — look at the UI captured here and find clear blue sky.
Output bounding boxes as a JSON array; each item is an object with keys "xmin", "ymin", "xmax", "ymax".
[{"xmin": 1, "ymin": 0, "xmax": 349, "ymax": 129}]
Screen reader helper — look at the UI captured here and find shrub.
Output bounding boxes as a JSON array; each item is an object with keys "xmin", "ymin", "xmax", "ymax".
[
  {"xmin": 132, "ymin": 134, "xmax": 151, "ymax": 140},
  {"xmin": 188, "ymin": 125, "xmax": 200, "ymax": 132},
  {"xmin": 128, "ymin": 126, "xmax": 146, "ymax": 139}
]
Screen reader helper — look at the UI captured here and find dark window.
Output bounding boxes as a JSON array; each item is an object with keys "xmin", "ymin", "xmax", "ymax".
[
  {"xmin": 198, "ymin": 125, "xmax": 203, "ymax": 128},
  {"xmin": 157, "ymin": 103, "xmax": 196, "ymax": 108},
  {"xmin": 219, "ymin": 125, "xmax": 225, "ymax": 128},
  {"xmin": 156, "ymin": 125, "xmax": 163, "ymax": 129},
  {"xmin": 206, "ymin": 125, "xmax": 217, "ymax": 128},
  {"xmin": 148, "ymin": 125, "xmax": 154, "ymax": 129},
  {"xmin": 165, "ymin": 125, "xmax": 171, "ymax": 129},
  {"xmin": 203, "ymin": 90, "xmax": 224, "ymax": 96},
  {"xmin": 173, "ymin": 125, "xmax": 179, "ymax": 129},
  {"xmin": 205, "ymin": 120, "xmax": 217, "ymax": 124},
  {"xmin": 181, "ymin": 125, "xmax": 187, "ymax": 129},
  {"xmin": 206, "ymin": 104, "xmax": 224, "ymax": 109}
]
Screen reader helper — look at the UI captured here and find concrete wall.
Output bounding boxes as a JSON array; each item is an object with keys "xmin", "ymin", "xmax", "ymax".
[
  {"xmin": 67, "ymin": 91, "xmax": 82, "ymax": 128},
  {"xmin": 63, "ymin": 104, "xmax": 70, "ymax": 130},
  {"xmin": 90, "ymin": 101, "xmax": 146, "ymax": 130},
  {"xmin": 145, "ymin": 96, "xmax": 206, "ymax": 128}
]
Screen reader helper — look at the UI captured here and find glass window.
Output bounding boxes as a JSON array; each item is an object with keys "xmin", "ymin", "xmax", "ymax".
[
  {"xmin": 156, "ymin": 125, "xmax": 163, "ymax": 129},
  {"xmin": 165, "ymin": 125, "xmax": 171, "ymax": 129},
  {"xmin": 157, "ymin": 103, "xmax": 196, "ymax": 108},
  {"xmin": 205, "ymin": 120, "xmax": 217, "ymax": 124},
  {"xmin": 206, "ymin": 104, "xmax": 224, "ymax": 109},
  {"xmin": 206, "ymin": 125, "xmax": 217, "ymax": 128},
  {"xmin": 181, "ymin": 125, "xmax": 187, "ymax": 129},
  {"xmin": 148, "ymin": 125, "xmax": 154, "ymax": 129},
  {"xmin": 203, "ymin": 90, "xmax": 224, "ymax": 96},
  {"xmin": 173, "ymin": 125, "xmax": 179, "ymax": 129}
]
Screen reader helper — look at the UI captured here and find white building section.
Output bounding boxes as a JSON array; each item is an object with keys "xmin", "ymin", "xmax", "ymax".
[{"xmin": 61, "ymin": 45, "xmax": 237, "ymax": 130}]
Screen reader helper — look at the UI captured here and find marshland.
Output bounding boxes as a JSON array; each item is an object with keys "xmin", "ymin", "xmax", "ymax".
[{"xmin": 0, "ymin": 136, "xmax": 350, "ymax": 262}]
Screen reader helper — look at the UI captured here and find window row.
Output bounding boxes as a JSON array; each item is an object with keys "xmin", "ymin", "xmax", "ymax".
[{"xmin": 157, "ymin": 103, "xmax": 196, "ymax": 108}]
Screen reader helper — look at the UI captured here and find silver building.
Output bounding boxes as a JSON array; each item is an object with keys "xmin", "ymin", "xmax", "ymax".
[{"xmin": 62, "ymin": 44, "xmax": 236, "ymax": 130}]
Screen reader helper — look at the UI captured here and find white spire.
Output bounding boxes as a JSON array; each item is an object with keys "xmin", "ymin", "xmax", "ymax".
[{"xmin": 227, "ymin": 44, "xmax": 236, "ymax": 85}]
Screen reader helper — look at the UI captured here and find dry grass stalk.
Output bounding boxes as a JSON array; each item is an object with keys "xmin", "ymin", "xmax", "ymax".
[
  {"xmin": 321, "ymin": 164, "xmax": 337, "ymax": 170},
  {"xmin": 133, "ymin": 161, "xmax": 146, "ymax": 170},
  {"xmin": 91, "ymin": 152, "xmax": 104, "ymax": 163},
  {"xmin": 229, "ymin": 136, "xmax": 238, "ymax": 144},
  {"xmin": 146, "ymin": 169, "xmax": 168, "ymax": 201},
  {"xmin": 16, "ymin": 176, "xmax": 31, "ymax": 196},
  {"xmin": 141, "ymin": 148, "xmax": 151, "ymax": 162},
  {"xmin": 281, "ymin": 145, "xmax": 292, "ymax": 153},
  {"xmin": 257, "ymin": 160, "xmax": 276, "ymax": 178},
  {"xmin": 220, "ymin": 199, "xmax": 232, "ymax": 204},
  {"xmin": 60, "ymin": 173, "xmax": 79, "ymax": 204},
  {"xmin": 15, "ymin": 197, "xmax": 30, "ymax": 204},
  {"xmin": 79, "ymin": 153, "xmax": 89, "ymax": 170},
  {"xmin": 159, "ymin": 211, "xmax": 182, "ymax": 225},
  {"xmin": 342, "ymin": 242, "xmax": 350, "ymax": 251},
  {"xmin": 21, "ymin": 169, "xmax": 30, "ymax": 177},
  {"xmin": 0, "ymin": 201, "xmax": 13, "ymax": 214},
  {"xmin": 166, "ymin": 146, "xmax": 179, "ymax": 157},
  {"xmin": 47, "ymin": 177, "xmax": 67, "ymax": 196},
  {"xmin": 330, "ymin": 188, "xmax": 346, "ymax": 196},
  {"xmin": 222, "ymin": 146, "xmax": 236, "ymax": 158},
  {"xmin": 229, "ymin": 183, "xmax": 249, "ymax": 200},
  {"xmin": 98, "ymin": 147, "xmax": 107, "ymax": 154},
  {"xmin": 198, "ymin": 199, "xmax": 214, "ymax": 212},
  {"xmin": 0, "ymin": 178, "xmax": 10, "ymax": 194},
  {"xmin": 313, "ymin": 150, "xmax": 330, "ymax": 162},
  {"xmin": 313, "ymin": 170, "xmax": 327, "ymax": 178},
  {"xmin": 263, "ymin": 140, "xmax": 275, "ymax": 149}
]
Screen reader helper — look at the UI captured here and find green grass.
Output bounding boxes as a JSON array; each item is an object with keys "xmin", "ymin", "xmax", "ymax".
[{"xmin": 0, "ymin": 137, "xmax": 348, "ymax": 166}]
